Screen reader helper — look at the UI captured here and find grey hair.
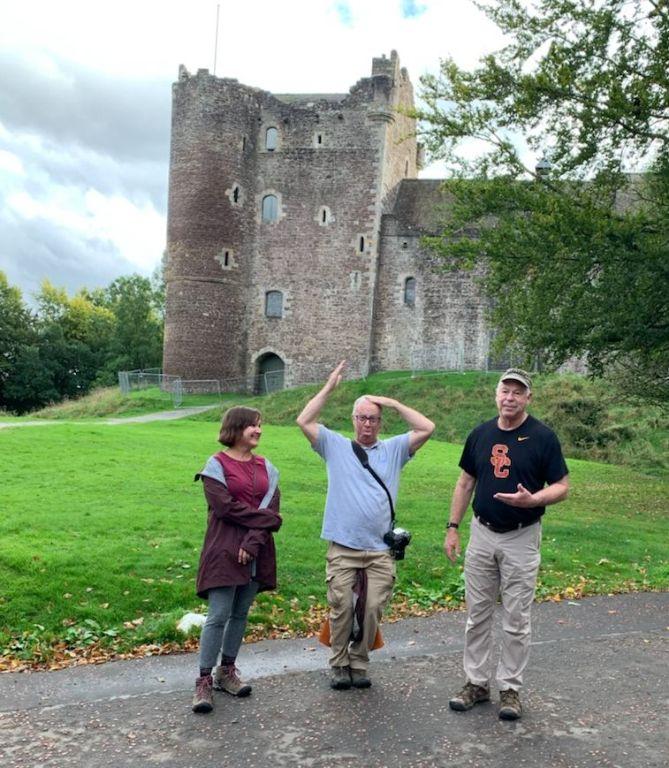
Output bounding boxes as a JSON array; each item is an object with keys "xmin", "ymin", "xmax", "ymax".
[{"xmin": 352, "ymin": 395, "xmax": 382, "ymax": 416}]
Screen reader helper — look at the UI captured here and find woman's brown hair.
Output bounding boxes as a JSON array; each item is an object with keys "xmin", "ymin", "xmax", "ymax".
[{"xmin": 218, "ymin": 406, "xmax": 262, "ymax": 447}]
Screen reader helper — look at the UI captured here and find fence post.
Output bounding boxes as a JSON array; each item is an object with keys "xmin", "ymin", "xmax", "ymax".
[{"xmin": 118, "ymin": 371, "xmax": 130, "ymax": 395}]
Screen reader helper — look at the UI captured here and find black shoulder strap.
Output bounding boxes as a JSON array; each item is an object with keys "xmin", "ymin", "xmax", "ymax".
[{"xmin": 351, "ymin": 440, "xmax": 395, "ymax": 526}]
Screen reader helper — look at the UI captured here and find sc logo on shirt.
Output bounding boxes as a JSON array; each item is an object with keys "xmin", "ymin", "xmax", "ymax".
[{"xmin": 490, "ymin": 444, "xmax": 511, "ymax": 478}]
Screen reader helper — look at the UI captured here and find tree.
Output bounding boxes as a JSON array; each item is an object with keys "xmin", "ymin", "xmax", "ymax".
[
  {"xmin": 415, "ymin": 0, "xmax": 669, "ymax": 400},
  {"xmin": 0, "ymin": 271, "xmax": 36, "ymax": 411},
  {"xmin": 102, "ymin": 275, "xmax": 163, "ymax": 375},
  {"xmin": 35, "ymin": 280, "xmax": 116, "ymax": 396}
]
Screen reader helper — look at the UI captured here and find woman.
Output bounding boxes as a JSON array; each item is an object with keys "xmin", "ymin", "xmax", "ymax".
[{"xmin": 192, "ymin": 406, "xmax": 281, "ymax": 714}]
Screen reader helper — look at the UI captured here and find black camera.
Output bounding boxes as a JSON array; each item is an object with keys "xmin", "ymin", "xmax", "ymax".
[{"xmin": 383, "ymin": 527, "xmax": 412, "ymax": 560}]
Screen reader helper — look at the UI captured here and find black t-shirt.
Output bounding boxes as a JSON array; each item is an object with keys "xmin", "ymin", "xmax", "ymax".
[{"xmin": 459, "ymin": 414, "xmax": 568, "ymax": 529}]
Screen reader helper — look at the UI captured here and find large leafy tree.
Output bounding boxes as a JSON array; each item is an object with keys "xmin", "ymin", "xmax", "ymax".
[
  {"xmin": 1, "ymin": 273, "xmax": 164, "ymax": 413},
  {"xmin": 101, "ymin": 275, "xmax": 164, "ymax": 375},
  {"xmin": 0, "ymin": 271, "xmax": 37, "ymax": 410},
  {"xmin": 416, "ymin": 0, "xmax": 669, "ymax": 400}
]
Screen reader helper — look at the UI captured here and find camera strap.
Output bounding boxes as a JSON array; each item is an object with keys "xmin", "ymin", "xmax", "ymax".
[{"xmin": 350, "ymin": 440, "xmax": 396, "ymax": 527}]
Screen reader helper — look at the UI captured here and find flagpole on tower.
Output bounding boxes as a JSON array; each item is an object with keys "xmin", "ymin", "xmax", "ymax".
[{"xmin": 213, "ymin": 3, "xmax": 221, "ymax": 76}]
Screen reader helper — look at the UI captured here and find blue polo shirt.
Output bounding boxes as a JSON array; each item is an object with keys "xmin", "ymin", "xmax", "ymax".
[{"xmin": 313, "ymin": 425, "xmax": 412, "ymax": 550}]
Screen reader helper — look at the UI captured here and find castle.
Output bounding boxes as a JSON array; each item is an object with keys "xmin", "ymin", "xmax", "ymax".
[{"xmin": 163, "ymin": 51, "xmax": 490, "ymax": 392}]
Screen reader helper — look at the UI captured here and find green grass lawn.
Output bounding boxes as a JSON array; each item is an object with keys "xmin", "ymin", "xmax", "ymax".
[{"xmin": 1, "ymin": 418, "xmax": 667, "ymax": 668}]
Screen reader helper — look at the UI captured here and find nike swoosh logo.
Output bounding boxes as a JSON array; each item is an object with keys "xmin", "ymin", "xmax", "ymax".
[{"xmin": 517, "ymin": 436, "xmax": 530, "ymax": 442}]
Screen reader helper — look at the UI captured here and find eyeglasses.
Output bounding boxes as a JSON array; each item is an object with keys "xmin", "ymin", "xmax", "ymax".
[{"xmin": 354, "ymin": 415, "xmax": 381, "ymax": 424}]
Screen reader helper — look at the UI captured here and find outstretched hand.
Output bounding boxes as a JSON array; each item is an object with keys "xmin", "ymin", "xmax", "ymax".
[
  {"xmin": 493, "ymin": 483, "xmax": 536, "ymax": 508},
  {"xmin": 326, "ymin": 360, "xmax": 346, "ymax": 391}
]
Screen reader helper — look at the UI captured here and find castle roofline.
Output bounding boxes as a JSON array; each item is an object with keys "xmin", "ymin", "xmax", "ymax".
[{"xmin": 273, "ymin": 93, "xmax": 349, "ymax": 104}]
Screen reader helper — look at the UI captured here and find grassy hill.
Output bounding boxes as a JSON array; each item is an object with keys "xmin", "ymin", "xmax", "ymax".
[
  {"xmin": 193, "ymin": 371, "xmax": 668, "ymax": 475},
  {"xmin": 25, "ymin": 371, "xmax": 669, "ymax": 474}
]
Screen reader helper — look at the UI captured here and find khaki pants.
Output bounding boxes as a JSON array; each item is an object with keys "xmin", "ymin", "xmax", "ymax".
[
  {"xmin": 463, "ymin": 516, "xmax": 542, "ymax": 691},
  {"xmin": 325, "ymin": 542, "xmax": 395, "ymax": 670}
]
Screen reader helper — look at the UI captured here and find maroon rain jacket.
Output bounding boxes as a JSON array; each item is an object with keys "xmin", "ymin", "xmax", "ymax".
[{"xmin": 195, "ymin": 467, "xmax": 281, "ymax": 598}]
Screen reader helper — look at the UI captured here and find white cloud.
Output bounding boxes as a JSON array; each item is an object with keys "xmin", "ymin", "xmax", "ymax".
[
  {"xmin": 0, "ymin": 149, "xmax": 24, "ymax": 176},
  {"xmin": 0, "ymin": 0, "xmax": 508, "ymax": 297},
  {"xmin": 84, "ymin": 190, "xmax": 165, "ymax": 271}
]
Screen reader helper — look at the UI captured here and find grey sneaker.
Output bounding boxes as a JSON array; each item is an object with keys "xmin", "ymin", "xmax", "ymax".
[
  {"xmin": 213, "ymin": 665, "xmax": 252, "ymax": 697},
  {"xmin": 350, "ymin": 668, "xmax": 372, "ymax": 689},
  {"xmin": 448, "ymin": 681, "xmax": 490, "ymax": 711},
  {"xmin": 499, "ymin": 688, "xmax": 522, "ymax": 720},
  {"xmin": 192, "ymin": 675, "xmax": 214, "ymax": 713},
  {"xmin": 330, "ymin": 665, "xmax": 352, "ymax": 690}
]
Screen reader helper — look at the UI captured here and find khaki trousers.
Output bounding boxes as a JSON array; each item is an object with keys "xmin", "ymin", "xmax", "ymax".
[
  {"xmin": 325, "ymin": 542, "xmax": 395, "ymax": 670},
  {"xmin": 463, "ymin": 516, "xmax": 542, "ymax": 692}
]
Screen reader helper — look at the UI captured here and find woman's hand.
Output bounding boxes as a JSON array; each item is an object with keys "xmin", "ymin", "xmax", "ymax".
[{"xmin": 238, "ymin": 548, "xmax": 253, "ymax": 565}]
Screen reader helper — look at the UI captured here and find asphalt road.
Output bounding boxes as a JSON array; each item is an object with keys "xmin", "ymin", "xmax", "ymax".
[{"xmin": 1, "ymin": 593, "xmax": 667, "ymax": 768}]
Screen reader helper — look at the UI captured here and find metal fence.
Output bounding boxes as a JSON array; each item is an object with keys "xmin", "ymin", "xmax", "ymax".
[
  {"xmin": 118, "ymin": 369, "xmax": 289, "ymax": 407},
  {"xmin": 117, "ymin": 369, "xmax": 181, "ymax": 395}
]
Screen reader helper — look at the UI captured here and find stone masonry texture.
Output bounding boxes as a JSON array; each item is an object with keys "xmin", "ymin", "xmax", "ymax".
[{"xmin": 163, "ymin": 51, "xmax": 490, "ymax": 390}]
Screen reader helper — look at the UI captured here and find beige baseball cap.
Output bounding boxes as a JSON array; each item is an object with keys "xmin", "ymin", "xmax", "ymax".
[{"xmin": 498, "ymin": 368, "xmax": 532, "ymax": 390}]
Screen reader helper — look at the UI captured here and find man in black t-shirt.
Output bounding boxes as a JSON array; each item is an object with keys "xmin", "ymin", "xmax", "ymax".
[{"xmin": 443, "ymin": 368, "xmax": 569, "ymax": 720}]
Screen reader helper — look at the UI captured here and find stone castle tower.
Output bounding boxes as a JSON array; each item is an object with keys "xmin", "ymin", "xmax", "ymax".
[{"xmin": 164, "ymin": 51, "xmax": 489, "ymax": 391}]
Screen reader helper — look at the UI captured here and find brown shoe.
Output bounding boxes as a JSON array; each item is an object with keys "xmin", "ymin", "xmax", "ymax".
[
  {"xmin": 448, "ymin": 681, "xmax": 490, "ymax": 711},
  {"xmin": 350, "ymin": 668, "xmax": 372, "ymax": 688},
  {"xmin": 499, "ymin": 688, "xmax": 522, "ymax": 720},
  {"xmin": 330, "ymin": 665, "xmax": 352, "ymax": 690},
  {"xmin": 213, "ymin": 665, "xmax": 252, "ymax": 697},
  {"xmin": 192, "ymin": 675, "xmax": 214, "ymax": 713}
]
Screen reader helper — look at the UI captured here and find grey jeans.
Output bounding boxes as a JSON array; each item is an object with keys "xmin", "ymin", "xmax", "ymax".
[{"xmin": 199, "ymin": 582, "xmax": 260, "ymax": 669}]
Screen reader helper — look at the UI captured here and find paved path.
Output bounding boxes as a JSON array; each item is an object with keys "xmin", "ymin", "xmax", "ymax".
[
  {"xmin": 1, "ymin": 593, "xmax": 667, "ymax": 767},
  {"xmin": 0, "ymin": 405, "xmax": 218, "ymax": 430}
]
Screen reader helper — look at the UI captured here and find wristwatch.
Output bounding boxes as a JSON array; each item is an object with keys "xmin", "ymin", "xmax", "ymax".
[{"xmin": 446, "ymin": 522, "xmax": 459, "ymax": 530}]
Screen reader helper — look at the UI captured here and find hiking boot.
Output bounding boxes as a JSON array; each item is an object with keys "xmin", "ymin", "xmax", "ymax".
[
  {"xmin": 499, "ymin": 688, "xmax": 522, "ymax": 720},
  {"xmin": 448, "ymin": 681, "xmax": 490, "ymax": 711},
  {"xmin": 330, "ymin": 665, "xmax": 352, "ymax": 690},
  {"xmin": 213, "ymin": 665, "xmax": 252, "ymax": 697},
  {"xmin": 350, "ymin": 668, "xmax": 372, "ymax": 689},
  {"xmin": 192, "ymin": 674, "xmax": 214, "ymax": 713}
]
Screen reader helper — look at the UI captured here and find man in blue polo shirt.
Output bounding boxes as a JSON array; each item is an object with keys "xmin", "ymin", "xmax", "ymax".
[
  {"xmin": 297, "ymin": 360, "xmax": 434, "ymax": 690},
  {"xmin": 444, "ymin": 368, "xmax": 569, "ymax": 720}
]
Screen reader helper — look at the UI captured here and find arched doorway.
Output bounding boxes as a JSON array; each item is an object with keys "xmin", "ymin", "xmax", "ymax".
[{"xmin": 256, "ymin": 353, "xmax": 285, "ymax": 394}]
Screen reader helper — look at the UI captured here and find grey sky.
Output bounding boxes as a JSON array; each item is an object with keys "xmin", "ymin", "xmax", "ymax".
[{"xmin": 0, "ymin": 0, "xmax": 504, "ymax": 302}]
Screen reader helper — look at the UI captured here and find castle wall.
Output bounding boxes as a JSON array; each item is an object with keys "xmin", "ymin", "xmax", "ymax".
[
  {"xmin": 244, "ymin": 86, "xmax": 390, "ymax": 385},
  {"xmin": 163, "ymin": 52, "xmax": 492, "ymax": 390},
  {"xmin": 164, "ymin": 70, "xmax": 262, "ymax": 383},
  {"xmin": 372, "ymin": 216, "xmax": 490, "ymax": 372}
]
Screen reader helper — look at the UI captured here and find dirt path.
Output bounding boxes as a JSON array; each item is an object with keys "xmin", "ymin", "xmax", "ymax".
[{"xmin": 0, "ymin": 405, "xmax": 218, "ymax": 429}]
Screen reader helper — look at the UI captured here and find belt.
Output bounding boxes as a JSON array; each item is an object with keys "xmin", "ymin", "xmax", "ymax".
[{"xmin": 475, "ymin": 514, "xmax": 539, "ymax": 534}]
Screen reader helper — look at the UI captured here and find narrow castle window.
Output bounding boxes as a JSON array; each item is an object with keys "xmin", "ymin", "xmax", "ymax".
[
  {"xmin": 359, "ymin": 236, "xmax": 365, "ymax": 253},
  {"xmin": 404, "ymin": 277, "xmax": 416, "ymax": 307},
  {"xmin": 317, "ymin": 134, "xmax": 322, "ymax": 145},
  {"xmin": 242, "ymin": 136, "xmax": 246, "ymax": 151},
  {"xmin": 265, "ymin": 290, "xmax": 283, "ymax": 318},
  {"xmin": 266, "ymin": 127, "xmax": 278, "ymax": 151},
  {"xmin": 223, "ymin": 250, "xmax": 230, "ymax": 267},
  {"xmin": 405, "ymin": 159, "xmax": 409, "ymax": 177},
  {"xmin": 233, "ymin": 186, "xmax": 240, "ymax": 203},
  {"xmin": 317, "ymin": 206, "xmax": 332, "ymax": 227},
  {"xmin": 262, "ymin": 195, "xmax": 278, "ymax": 222}
]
